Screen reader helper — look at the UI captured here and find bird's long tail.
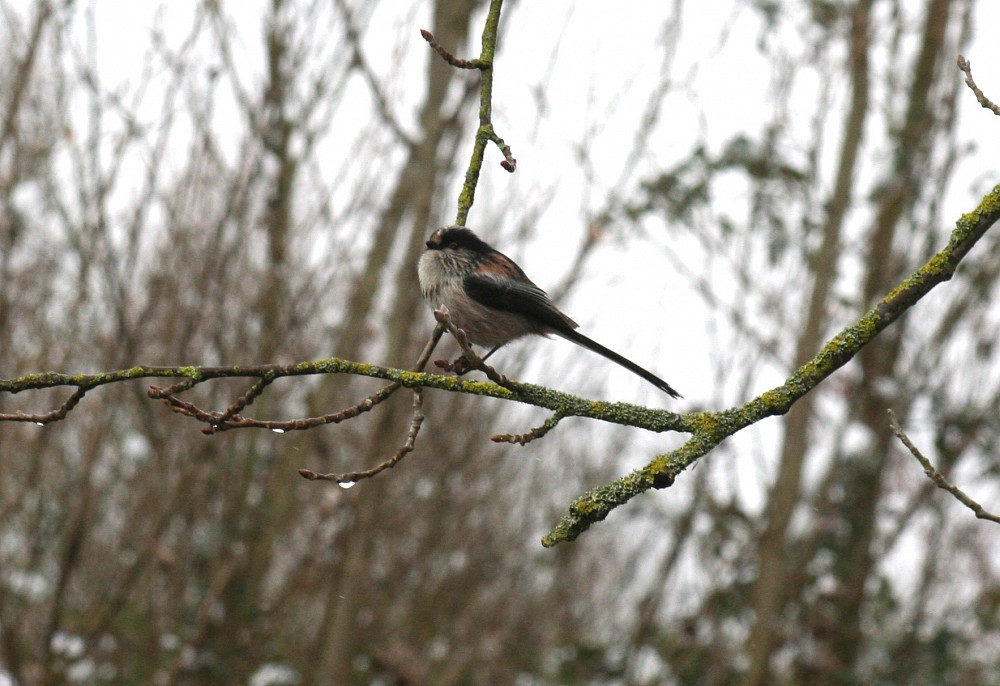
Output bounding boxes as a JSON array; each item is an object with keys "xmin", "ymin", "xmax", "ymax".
[{"xmin": 559, "ymin": 329, "xmax": 682, "ymax": 398}]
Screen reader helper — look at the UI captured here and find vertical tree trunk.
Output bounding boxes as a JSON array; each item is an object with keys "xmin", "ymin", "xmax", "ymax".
[
  {"xmin": 312, "ymin": 2, "xmax": 481, "ymax": 682},
  {"xmin": 744, "ymin": 2, "xmax": 873, "ymax": 683}
]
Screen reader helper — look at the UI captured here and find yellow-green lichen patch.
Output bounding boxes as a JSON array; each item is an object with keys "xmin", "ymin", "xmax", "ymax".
[
  {"xmin": 569, "ymin": 497, "xmax": 604, "ymax": 518},
  {"xmin": 396, "ymin": 371, "xmax": 428, "ymax": 387},
  {"xmin": 353, "ymin": 362, "xmax": 380, "ymax": 375},
  {"xmin": 756, "ymin": 387, "xmax": 790, "ymax": 411},
  {"xmin": 643, "ymin": 454, "xmax": 681, "ymax": 481}
]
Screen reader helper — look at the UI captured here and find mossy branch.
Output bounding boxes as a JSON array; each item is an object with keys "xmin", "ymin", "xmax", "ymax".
[
  {"xmin": 421, "ymin": 0, "xmax": 515, "ymax": 227},
  {"xmin": 0, "ymin": 358, "xmax": 689, "ymax": 432},
  {"xmin": 541, "ymin": 184, "xmax": 1000, "ymax": 546}
]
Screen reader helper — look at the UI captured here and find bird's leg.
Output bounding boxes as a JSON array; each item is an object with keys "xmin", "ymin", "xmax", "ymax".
[
  {"xmin": 481, "ymin": 344, "xmax": 502, "ymax": 362},
  {"xmin": 431, "ymin": 307, "xmax": 511, "ymax": 387},
  {"xmin": 434, "ymin": 355, "xmax": 474, "ymax": 375}
]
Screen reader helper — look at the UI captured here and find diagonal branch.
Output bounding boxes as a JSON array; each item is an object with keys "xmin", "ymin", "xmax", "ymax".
[
  {"xmin": 888, "ymin": 409, "xmax": 1000, "ymax": 524},
  {"xmin": 957, "ymin": 53, "xmax": 1000, "ymax": 117},
  {"xmin": 542, "ymin": 184, "xmax": 1000, "ymax": 546},
  {"xmin": 492, "ymin": 412, "xmax": 565, "ymax": 445}
]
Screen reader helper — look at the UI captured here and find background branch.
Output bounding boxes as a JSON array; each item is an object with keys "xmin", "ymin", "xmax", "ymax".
[{"xmin": 888, "ymin": 409, "xmax": 1000, "ymax": 524}]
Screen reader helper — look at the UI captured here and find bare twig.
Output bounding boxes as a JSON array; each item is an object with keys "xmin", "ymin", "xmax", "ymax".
[
  {"xmin": 492, "ymin": 412, "xmax": 565, "ymax": 445},
  {"xmin": 146, "ymin": 378, "xmax": 197, "ymax": 398},
  {"xmin": 199, "ymin": 381, "xmax": 403, "ymax": 435},
  {"xmin": 294, "ymin": 322, "xmax": 446, "ymax": 483},
  {"xmin": 218, "ymin": 376, "xmax": 274, "ymax": 422},
  {"xmin": 299, "ymin": 388, "xmax": 426, "ymax": 484},
  {"xmin": 154, "ymin": 319, "xmax": 448, "ymax": 435},
  {"xmin": 0, "ymin": 387, "xmax": 87, "ymax": 425},
  {"xmin": 420, "ymin": 29, "xmax": 486, "ymax": 70},
  {"xmin": 957, "ymin": 53, "xmax": 1000, "ymax": 117},
  {"xmin": 888, "ymin": 409, "xmax": 1000, "ymax": 524},
  {"xmin": 489, "ymin": 129, "xmax": 517, "ymax": 172}
]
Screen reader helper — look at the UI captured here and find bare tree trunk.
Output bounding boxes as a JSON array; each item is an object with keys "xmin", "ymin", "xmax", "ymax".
[
  {"xmin": 802, "ymin": 2, "xmax": 955, "ymax": 680},
  {"xmin": 744, "ymin": 2, "xmax": 873, "ymax": 682},
  {"xmin": 311, "ymin": 2, "xmax": 480, "ymax": 682}
]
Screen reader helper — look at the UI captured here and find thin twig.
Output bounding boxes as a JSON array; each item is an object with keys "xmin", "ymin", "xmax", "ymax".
[
  {"xmin": 488, "ymin": 129, "xmax": 517, "ymax": 172},
  {"xmin": 218, "ymin": 376, "xmax": 274, "ymax": 422},
  {"xmin": 204, "ymin": 380, "xmax": 402, "ymax": 435},
  {"xmin": 295, "ymin": 323, "xmax": 446, "ymax": 483},
  {"xmin": 146, "ymin": 378, "xmax": 197, "ymax": 398},
  {"xmin": 492, "ymin": 412, "xmax": 565, "ymax": 445},
  {"xmin": 419, "ymin": 29, "xmax": 486, "ymax": 70},
  {"xmin": 0, "ymin": 387, "xmax": 87, "ymax": 425},
  {"xmin": 957, "ymin": 54, "xmax": 1000, "ymax": 117},
  {"xmin": 144, "ymin": 323, "xmax": 449, "ymax": 434},
  {"xmin": 888, "ymin": 409, "xmax": 1000, "ymax": 524},
  {"xmin": 299, "ymin": 388, "xmax": 426, "ymax": 484}
]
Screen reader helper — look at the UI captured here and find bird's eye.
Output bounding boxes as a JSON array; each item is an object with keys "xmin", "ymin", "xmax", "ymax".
[{"xmin": 448, "ymin": 241, "xmax": 459, "ymax": 250}]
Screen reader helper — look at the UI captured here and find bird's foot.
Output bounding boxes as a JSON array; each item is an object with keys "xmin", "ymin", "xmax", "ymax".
[{"xmin": 434, "ymin": 356, "xmax": 474, "ymax": 375}]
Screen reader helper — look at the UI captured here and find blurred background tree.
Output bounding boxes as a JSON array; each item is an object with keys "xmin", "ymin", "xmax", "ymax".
[{"xmin": 0, "ymin": 1, "xmax": 998, "ymax": 685}]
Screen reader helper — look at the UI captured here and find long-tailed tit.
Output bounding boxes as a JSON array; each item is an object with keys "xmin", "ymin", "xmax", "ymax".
[{"xmin": 418, "ymin": 226, "xmax": 681, "ymax": 398}]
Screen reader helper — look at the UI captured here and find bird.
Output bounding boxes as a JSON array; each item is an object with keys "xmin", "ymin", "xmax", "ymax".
[{"xmin": 417, "ymin": 226, "xmax": 681, "ymax": 398}]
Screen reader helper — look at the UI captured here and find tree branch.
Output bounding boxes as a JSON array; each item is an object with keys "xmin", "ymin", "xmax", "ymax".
[
  {"xmin": 957, "ymin": 53, "xmax": 1000, "ymax": 117},
  {"xmin": 0, "ymin": 345, "xmax": 690, "ymax": 435},
  {"xmin": 542, "ymin": 184, "xmax": 1000, "ymax": 546},
  {"xmin": 887, "ymin": 409, "xmax": 1000, "ymax": 524},
  {"xmin": 422, "ymin": 0, "xmax": 517, "ymax": 229}
]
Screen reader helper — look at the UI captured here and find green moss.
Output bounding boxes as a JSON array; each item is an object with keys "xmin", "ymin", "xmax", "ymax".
[
  {"xmin": 396, "ymin": 371, "xmax": 424, "ymax": 386},
  {"xmin": 976, "ymin": 184, "xmax": 1000, "ymax": 214},
  {"xmin": 570, "ymin": 498, "xmax": 602, "ymax": 517},
  {"xmin": 855, "ymin": 312, "xmax": 879, "ymax": 338},
  {"xmin": 922, "ymin": 251, "xmax": 951, "ymax": 275},
  {"xmin": 644, "ymin": 455, "xmax": 674, "ymax": 475},
  {"xmin": 757, "ymin": 388, "xmax": 788, "ymax": 408}
]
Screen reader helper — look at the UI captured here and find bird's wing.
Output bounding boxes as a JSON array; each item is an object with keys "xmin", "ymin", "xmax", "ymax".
[{"xmin": 463, "ymin": 270, "xmax": 579, "ymax": 331}]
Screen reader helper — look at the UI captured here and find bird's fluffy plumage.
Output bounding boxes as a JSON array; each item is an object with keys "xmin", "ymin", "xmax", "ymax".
[{"xmin": 418, "ymin": 226, "xmax": 681, "ymax": 397}]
